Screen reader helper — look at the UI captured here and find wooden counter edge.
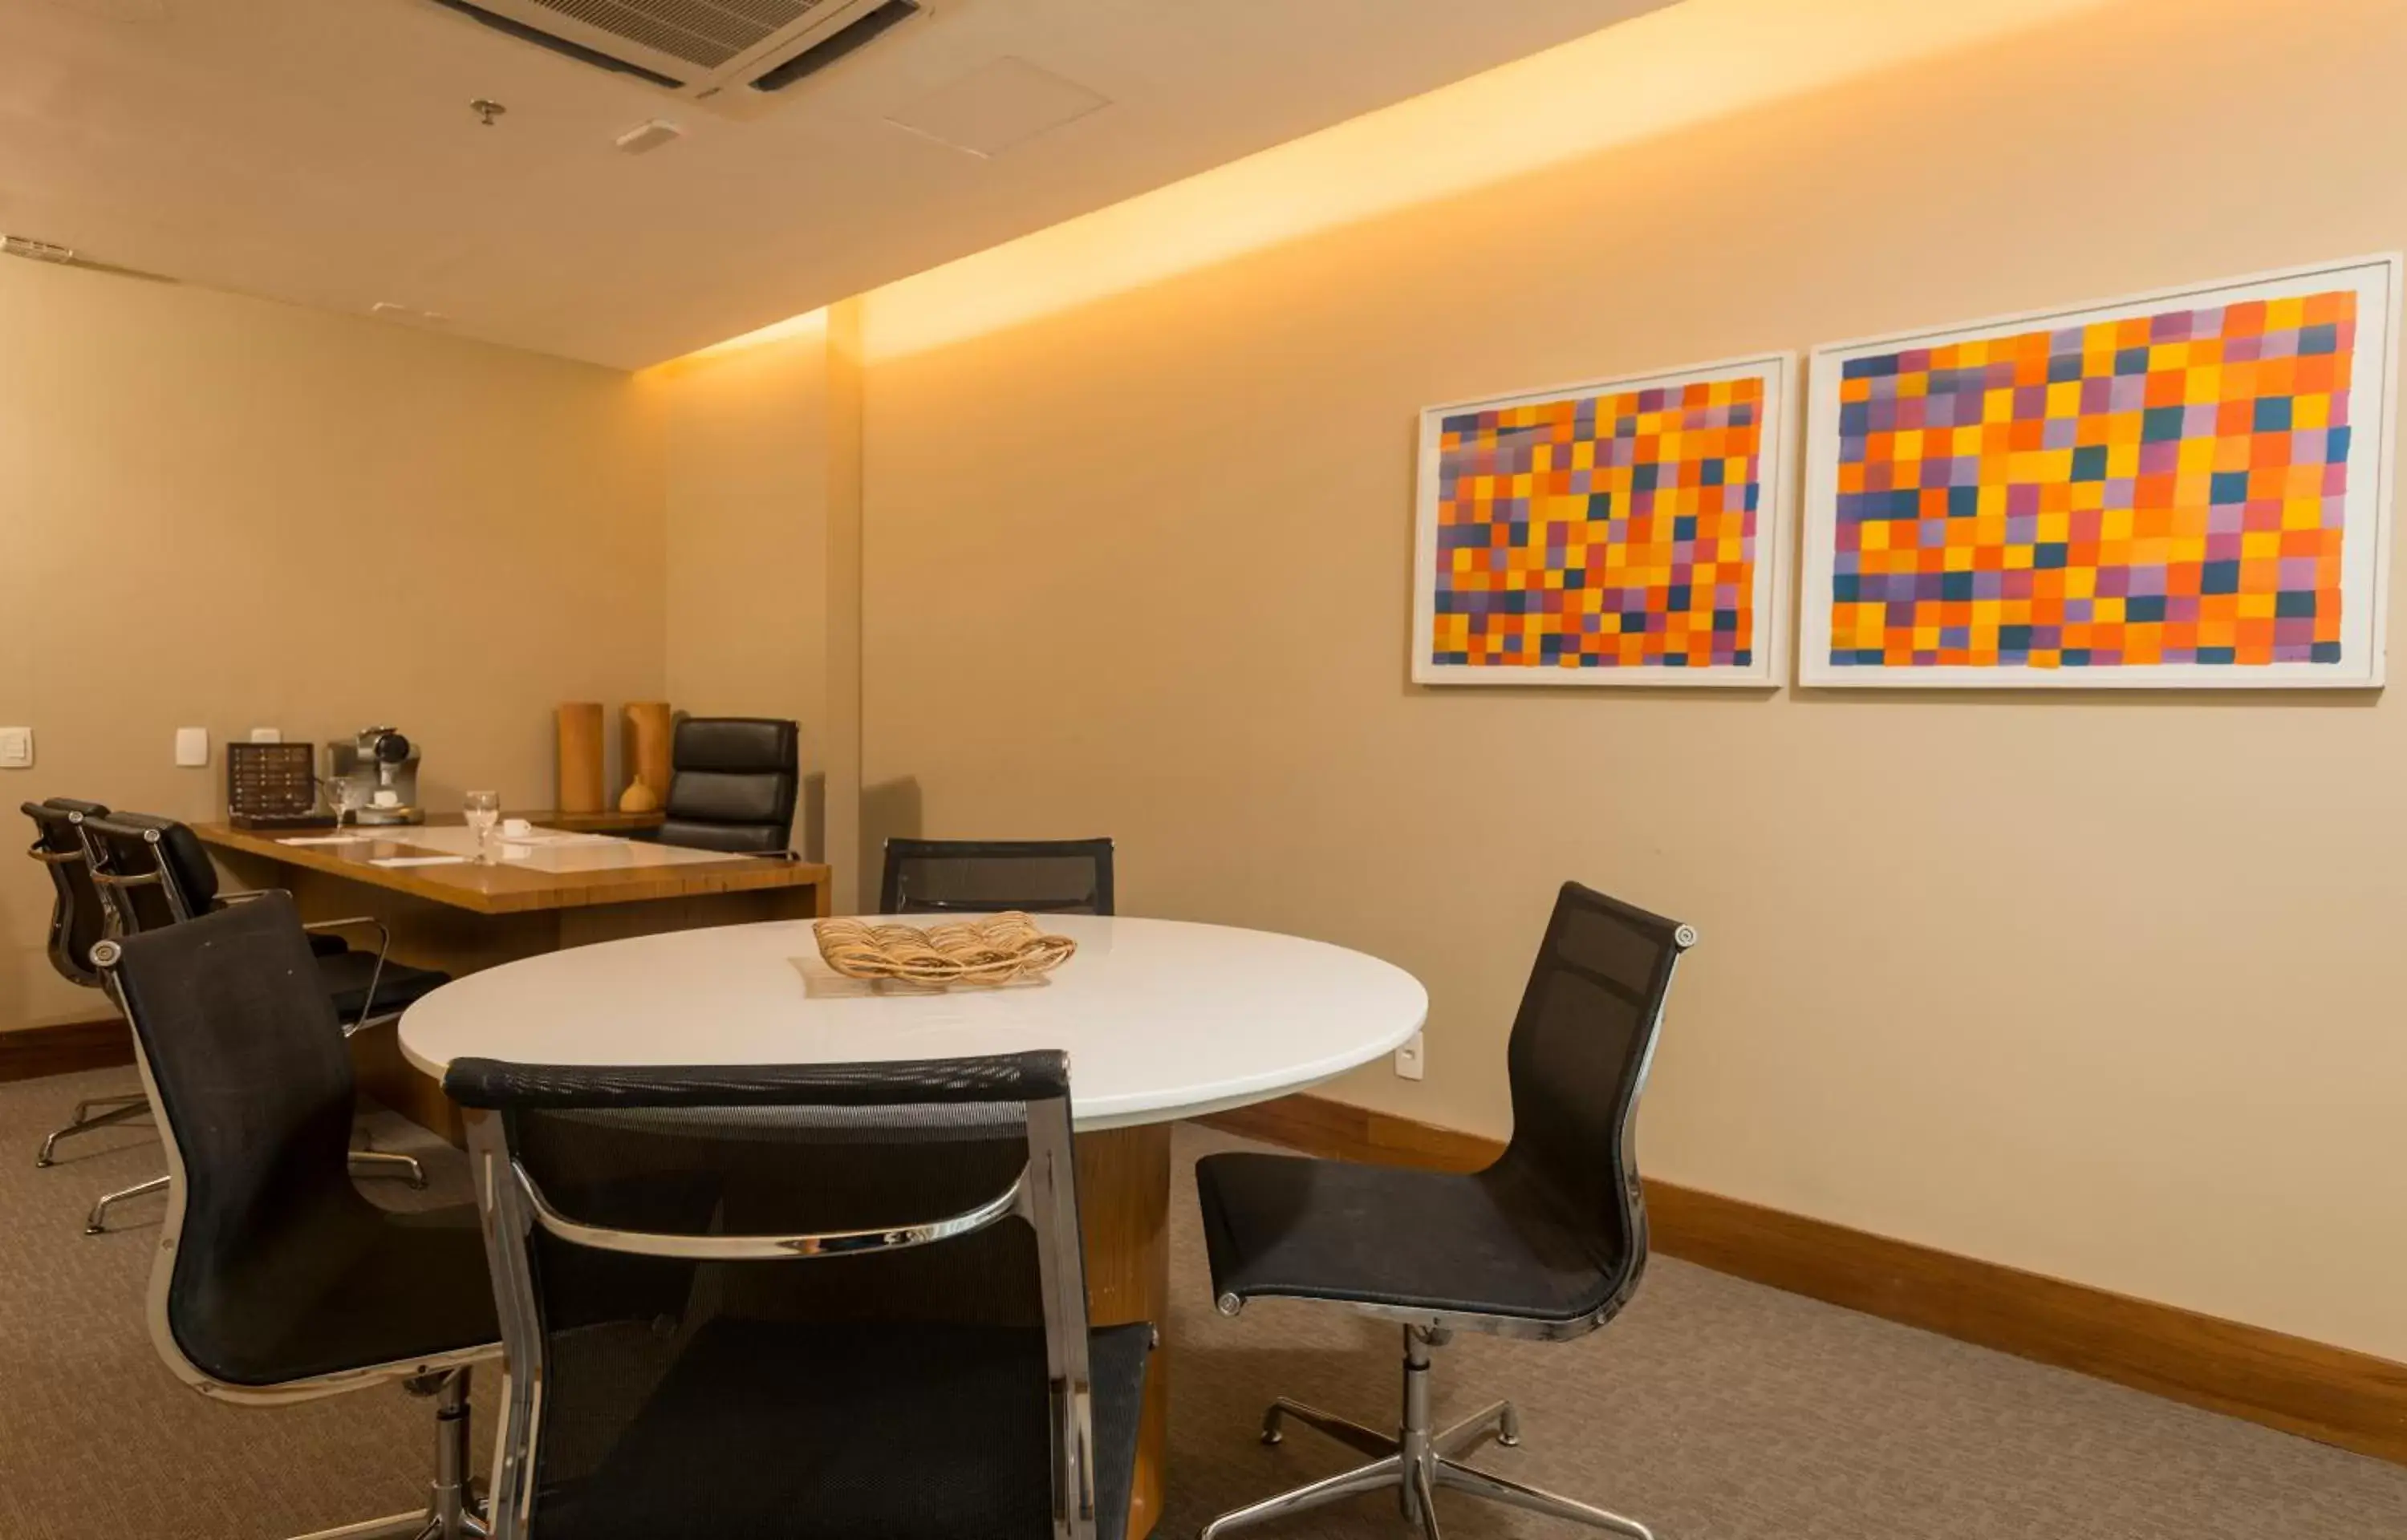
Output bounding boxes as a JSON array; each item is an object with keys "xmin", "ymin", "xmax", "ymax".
[{"xmin": 193, "ymin": 822, "xmax": 830, "ymax": 916}]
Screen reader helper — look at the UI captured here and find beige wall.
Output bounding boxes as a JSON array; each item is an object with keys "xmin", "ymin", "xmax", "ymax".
[
  {"xmin": 859, "ymin": 0, "xmax": 2407, "ymax": 1360},
  {"xmin": 652, "ymin": 312, "xmax": 864, "ymax": 902},
  {"xmin": 0, "ymin": 261, "xmax": 664, "ymax": 1030}
]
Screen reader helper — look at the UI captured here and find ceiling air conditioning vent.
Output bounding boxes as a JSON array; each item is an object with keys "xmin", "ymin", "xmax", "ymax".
[{"xmin": 423, "ymin": 0, "xmax": 923, "ymax": 114}]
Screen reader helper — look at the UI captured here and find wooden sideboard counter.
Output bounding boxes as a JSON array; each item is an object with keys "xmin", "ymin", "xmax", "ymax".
[{"xmin": 196, "ymin": 815, "xmax": 830, "ymax": 1136}]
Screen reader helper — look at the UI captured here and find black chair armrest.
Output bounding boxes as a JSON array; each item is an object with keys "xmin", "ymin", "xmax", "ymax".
[{"xmin": 217, "ymin": 894, "xmax": 393, "ymax": 1031}]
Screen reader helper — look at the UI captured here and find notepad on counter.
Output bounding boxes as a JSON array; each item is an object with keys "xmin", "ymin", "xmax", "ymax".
[{"xmin": 370, "ymin": 855, "xmax": 470, "ymax": 868}]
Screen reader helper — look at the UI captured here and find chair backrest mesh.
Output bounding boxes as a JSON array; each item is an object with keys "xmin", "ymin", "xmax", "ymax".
[
  {"xmin": 22, "ymin": 798, "xmax": 110, "ymax": 986},
  {"xmin": 446, "ymin": 1052, "xmax": 1090, "ymax": 1538},
  {"xmin": 105, "ymin": 894, "xmax": 372, "ymax": 1385},
  {"xmin": 880, "ymin": 837, "xmax": 1116, "ymax": 915},
  {"xmin": 1497, "ymin": 881, "xmax": 1693, "ymax": 1283}
]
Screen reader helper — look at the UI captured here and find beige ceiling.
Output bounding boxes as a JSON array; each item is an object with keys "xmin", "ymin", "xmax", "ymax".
[{"xmin": 2, "ymin": 0, "xmax": 1674, "ymax": 367}]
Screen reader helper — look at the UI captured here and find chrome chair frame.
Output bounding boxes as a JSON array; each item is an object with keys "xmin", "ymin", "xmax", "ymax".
[
  {"xmin": 466, "ymin": 1082, "xmax": 1109, "ymax": 1540},
  {"xmin": 25, "ymin": 802, "xmax": 152, "ymax": 1165},
  {"xmin": 74, "ymin": 817, "xmax": 422, "ymax": 1234},
  {"xmin": 92, "ymin": 934, "xmax": 501, "ymax": 1540},
  {"xmin": 1200, "ymin": 920, "xmax": 1694, "ymax": 1540}
]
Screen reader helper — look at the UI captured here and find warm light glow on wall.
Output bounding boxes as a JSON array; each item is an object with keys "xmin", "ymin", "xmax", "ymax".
[
  {"xmin": 854, "ymin": 0, "xmax": 2116, "ymax": 362},
  {"xmin": 678, "ymin": 306, "xmax": 829, "ymax": 363}
]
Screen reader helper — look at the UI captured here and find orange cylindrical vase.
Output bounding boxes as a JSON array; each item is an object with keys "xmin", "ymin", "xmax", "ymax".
[
  {"xmin": 556, "ymin": 702, "xmax": 606, "ymax": 814},
  {"xmin": 621, "ymin": 701, "xmax": 673, "ymax": 813}
]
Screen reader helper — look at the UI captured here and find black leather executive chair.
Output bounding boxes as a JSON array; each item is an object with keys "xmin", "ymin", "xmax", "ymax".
[
  {"xmin": 96, "ymin": 894, "xmax": 500, "ymax": 1540},
  {"xmin": 654, "ymin": 716, "xmax": 798, "ymax": 853},
  {"xmin": 445, "ymin": 1048, "xmax": 1151, "ymax": 1540},
  {"xmin": 75, "ymin": 811, "xmax": 444, "ymax": 1232},
  {"xmin": 22, "ymin": 798, "xmax": 154, "ymax": 1169},
  {"xmin": 879, "ymin": 837, "xmax": 1117, "ymax": 916},
  {"xmin": 1193, "ymin": 881, "xmax": 1695, "ymax": 1540}
]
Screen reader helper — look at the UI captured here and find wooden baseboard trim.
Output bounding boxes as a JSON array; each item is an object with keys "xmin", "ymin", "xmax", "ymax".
[
  {"xmin": 0, "ymin": 1016, "xmax": 135, "ymax": 1084},
  {"xmin": 1195, "ymin": 1093, "xmax": 2407, "ymax": 1467}
]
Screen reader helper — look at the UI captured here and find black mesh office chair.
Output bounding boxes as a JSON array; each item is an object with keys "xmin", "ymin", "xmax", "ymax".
[
  {"xmin": 95, "ymin": 894, "xmax": 500, "ymax": 1540},
  {"xmin": 81, "ymin": 812, "xmax": 451, "ymax": 1029},
  {"xmin": 654, "ymin": 716, "xmax": 799, "ymax": 853},
  {"xmin": 444, "ymin": 1048, "xmax": 1151, "ymax": 1540},
  {"xmin": 22, "ymin": 798, "xmax": 156, "ymax": 1169},
  {"xmin": 75, "ymin": 811, "xmax": 443, "ymax": 1232},
  {"xmin": 880, "ymin": 837, "xmax": 1116, "ymax": 915},
  {"xmin": 1193, "ymin": 882, "xmax": 1695, "ymax": 1540}
]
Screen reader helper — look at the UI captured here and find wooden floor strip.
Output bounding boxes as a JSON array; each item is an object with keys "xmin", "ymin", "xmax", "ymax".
[
  {"xmin": 0, "ymin": 1018, "xmax": 132, "ymax": 1084},
  {"xmin": 1196, "ymin": 1092, "xmax": 2407, "ymax": 1466}
]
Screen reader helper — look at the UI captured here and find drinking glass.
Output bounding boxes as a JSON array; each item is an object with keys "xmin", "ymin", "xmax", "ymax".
[
  {"xmin": 464, "ymin": 790, "xmax": 502, "ymax": 862},
  {"xmin": 322, "ymin": 772, "xmax": 361, "ymax": 830}
]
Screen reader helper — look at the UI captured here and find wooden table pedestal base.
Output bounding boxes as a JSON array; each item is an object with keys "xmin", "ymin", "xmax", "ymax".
[{"xmin": 1074, "ymin": 1122, "xmax": 1175, "ymax": 1540}]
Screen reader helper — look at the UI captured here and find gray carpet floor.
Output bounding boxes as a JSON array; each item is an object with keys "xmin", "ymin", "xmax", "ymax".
[{"xmin": 2, "ymin": 1064, "xmax": 2401, "ymax": 1538}]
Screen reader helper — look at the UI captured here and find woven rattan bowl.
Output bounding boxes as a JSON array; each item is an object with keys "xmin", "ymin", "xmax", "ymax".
[{"xmin": 812, "ymin": 912, "xmax": 1077, "ymax": 987}]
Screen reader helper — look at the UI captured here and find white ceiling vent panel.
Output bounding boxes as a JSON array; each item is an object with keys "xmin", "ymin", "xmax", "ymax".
[{"xmin": 423, "ymin": 0, "xmax": 921, "ymax": 114}]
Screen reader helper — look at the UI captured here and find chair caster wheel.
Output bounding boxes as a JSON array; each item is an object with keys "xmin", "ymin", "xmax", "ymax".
[
  {"xmin": 1498, "ymin": 1433, "xmax": 1522, "ymax": 1448},
  {"xmin": 1260, "ymin": 1430, "xmax": 1283, "ymax": 1447},
  {"xmin": 83, "ymin": 1225, "xmax": 105, "ymax": 1237}
]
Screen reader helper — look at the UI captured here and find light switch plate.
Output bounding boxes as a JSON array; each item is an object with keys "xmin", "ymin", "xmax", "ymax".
[
  {"xmin": 0, "ymin": 727, "xmax": 30, "ymax": 768},
  {"xmin": 175, "ymin": 726, "xmax": 209, "ymax": 767},
  {"xmin": 1394, "ymin": 1031, "xmax": 1426, "ymax": 1081}
]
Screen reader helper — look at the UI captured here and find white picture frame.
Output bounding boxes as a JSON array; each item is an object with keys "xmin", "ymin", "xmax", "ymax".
[
  {"xmin": 1411, "ymin": 352, "xmax": 1794, "ymax": 688},
  {"xmin": 1798, "ymin": 254, "xmax": 2400, "ymax": 689}
]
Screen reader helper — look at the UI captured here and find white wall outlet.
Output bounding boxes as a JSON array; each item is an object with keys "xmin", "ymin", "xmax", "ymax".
[
  {"xmin": 248, "ymin": 727, "xmax": 282, "ymax": 744},
  {"xmin": 175, "ymin": 726, "xmax": 210, "ymax": 767},
  {"xmin": 1394, "ymin": 1031, "xmax": 1426, "ymax": 1081},
  {"xmin": 0, "ymin": 727, "xmax": 30, "ymax": 768}
]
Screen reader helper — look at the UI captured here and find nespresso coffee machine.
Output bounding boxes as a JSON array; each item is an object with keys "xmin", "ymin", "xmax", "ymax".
[{"xmin": 327, "ymin": 726, "xmax": 424, "ymax": 825}]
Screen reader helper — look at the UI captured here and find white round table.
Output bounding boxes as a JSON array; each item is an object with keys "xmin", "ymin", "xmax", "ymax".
[{"xmin": 397, "ymin": 914, "xmax": 1427, "ymax": 1538}]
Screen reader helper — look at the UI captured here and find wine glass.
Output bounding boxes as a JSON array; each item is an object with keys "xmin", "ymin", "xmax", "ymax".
[
  {"xmin": 322, "ymin": 770, "xmax": 361, "ymax": 831},
  {"xmin": 464, "ymin": 789, "xmax": 502, "ymax": 862}
]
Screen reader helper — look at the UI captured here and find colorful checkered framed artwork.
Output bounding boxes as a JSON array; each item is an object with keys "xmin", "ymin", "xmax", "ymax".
[
  {"xmin": 1800, "ymin": 256, "xmax": 2401, "ymax": 688},
  {"xmin": 1413, "ymin": 354, "xmax": 1793, "ymax": 687}
]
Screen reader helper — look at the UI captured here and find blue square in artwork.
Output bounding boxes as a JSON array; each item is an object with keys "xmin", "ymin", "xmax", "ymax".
[{"xmin": 2141, "ymin": 406, "xmax": 2187, "ymax": 443}]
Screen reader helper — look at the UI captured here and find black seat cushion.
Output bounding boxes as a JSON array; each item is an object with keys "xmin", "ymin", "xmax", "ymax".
[
  {"xmin": 180, "ymin": 1200, "xmax": 497, "ymax": 1386},
  {"xmin": 313, "ymin": 951, "xmax": 451, "ymax": 1024},
  {"xmin": 1195, "ymin": 1152, "xmax": 1622, "ymax": 1322},
  {"xmin": 532, "ymin": 1316, "xmax": 1151, "ymax": 1540},
  {"xmin": 306, "ymin": 932, "xmax": 350, "ymax": 957},
  {"xmin": 653, "ymin": 812, "xmax": 790, "ymax": 855}
]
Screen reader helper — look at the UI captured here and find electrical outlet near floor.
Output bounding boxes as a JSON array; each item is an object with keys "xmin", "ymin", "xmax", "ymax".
[{"xmin": 1394, "ymin": 1031, "xmax": 1426, "ymax": 1080}]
